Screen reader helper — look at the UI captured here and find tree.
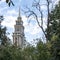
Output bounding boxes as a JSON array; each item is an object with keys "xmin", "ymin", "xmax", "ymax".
[
  {"xmin": 36, "ymin": 39, "xmax": 51, "ymax": 60},
  {"xmin": 0, "ymin": 0, "xmax": 14, "ymax": 45},
  {"xmin": 22, "ymin": 45, "xmax": 37, "ymax": 60},
  {"xmin": 23, "ymin": 0, "xmax": 53, "ymax": 41},
  {"xmin": 0, "ymin": 46, "xmax": 24, "ymax": 60},
  {"xmin": 0, "ymin": 16, "xmax": 10, "ymax": 46},
  {"xmin": 46, "ymin": 1, "xmax": 60, "ymax": 60},
  {"xmin": 46, "ymin": 1, "xmax": 60, "ymax": 40}
]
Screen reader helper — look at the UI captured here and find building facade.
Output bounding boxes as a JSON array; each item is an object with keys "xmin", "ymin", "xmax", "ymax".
[{"xmin": 13, "ymin": 8, "xmax": 25, "ymax": 48}]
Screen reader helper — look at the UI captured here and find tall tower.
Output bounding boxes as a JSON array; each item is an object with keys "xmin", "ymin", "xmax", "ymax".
[{"xmin": 13, "ymin": 7, "xmax": 24, "ymax": 48}]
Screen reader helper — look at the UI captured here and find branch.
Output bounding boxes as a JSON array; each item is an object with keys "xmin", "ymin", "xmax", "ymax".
[
  {"xmin": 32, "ymin": 0, "xmax": 43, "ymax": 27},
  {"xmin": 23, "ymin": 7, "xmax": 47, "ymax": 39}
]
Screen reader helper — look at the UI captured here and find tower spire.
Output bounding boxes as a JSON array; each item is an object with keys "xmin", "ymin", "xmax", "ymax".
[
  {"xmin": 18, "ymin": 6, "xmax": 22, "ymax": 20},
  {"xmin": 19, "ymin": 6, "xmax": 20, "ymax": 17}
]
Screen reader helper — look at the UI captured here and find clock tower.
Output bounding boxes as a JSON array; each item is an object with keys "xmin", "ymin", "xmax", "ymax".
[{"xmin": 13, "ymin": 7, "xmax": 25, "ymax": 48}]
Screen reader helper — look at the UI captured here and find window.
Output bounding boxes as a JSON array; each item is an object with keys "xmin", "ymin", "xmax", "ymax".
[
  {"xmin": 17, "ymin": 28, "xmax": 19, "ymax": 31},
  {"xmin": 16, "ymin": 21, "xmax": 23, "ymax": 25}
]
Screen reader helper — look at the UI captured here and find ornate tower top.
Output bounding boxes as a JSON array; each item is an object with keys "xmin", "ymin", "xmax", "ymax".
[{"xmin": 16, "ymin": 6, "xmax": 23, "ymax": 25}]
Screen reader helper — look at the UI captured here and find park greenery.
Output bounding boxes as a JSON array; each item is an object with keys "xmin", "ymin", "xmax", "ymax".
[{"xmin": 0, "ymin": 0, "xmax": 60, "ymax": 60}]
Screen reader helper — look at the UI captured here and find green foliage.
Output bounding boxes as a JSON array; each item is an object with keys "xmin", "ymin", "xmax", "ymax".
[
  {"xmin": 0, "ymin": 16, "xmax": 10, "ymax": 46},
  {"xmin": 22, "ymin": 46, "xmax": 37, "ymax": 60},
  {"xmin": 36, "ymin": 40, "xmax": 51, "ymax": 60},
  {"xmin": 0, "ymin": 40, "xmax": 51, "ymax": 60},
  {"xmin": 0, "ymin": 46, "xmax": 24, "ymax": 60},
  {"xmin": 0, "ymin": 26, "xmax": 10, "ymax": 46},
  {"xmin": 6, "ymin": 0, "xmax": 14, "ymax": 6},
  {"xmin": 49, "ymin": 1, "xmax": 60, "ymax": 38},
  {"xmin": 0, "ymin": 0, "xmax": 14, "ymax": 6},
  {"xmin": 46, "ymin": 1, "xmax": 60, "ymax": 60}
]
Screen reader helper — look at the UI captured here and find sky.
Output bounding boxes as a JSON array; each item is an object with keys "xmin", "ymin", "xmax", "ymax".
[{"xmin": 0, "ymin": 0, "xmax": 60, "ymax": 44}]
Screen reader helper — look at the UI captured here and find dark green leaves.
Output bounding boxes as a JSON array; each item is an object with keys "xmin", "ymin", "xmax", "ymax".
[
  {"xmin": 6, "ymin": 0, "xmax": 9, "ymax": 3},
  {"xmin": 6, "ymin": 0, "xmax": 14, "ymax": 6}
]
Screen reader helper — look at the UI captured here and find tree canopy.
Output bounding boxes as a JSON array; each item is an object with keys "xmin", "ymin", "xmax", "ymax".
[{"xmin": 0, "ymin": 0, "xmax": 60, "ymax": 60}]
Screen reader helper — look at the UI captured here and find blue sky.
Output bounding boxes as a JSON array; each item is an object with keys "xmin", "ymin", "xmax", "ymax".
[{"xmin": 0, "ymin": 0, "xmax": 59, "ymax": 44}]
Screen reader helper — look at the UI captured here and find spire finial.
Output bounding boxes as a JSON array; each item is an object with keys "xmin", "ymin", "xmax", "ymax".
[
  {"xmin": 18, "ymin": 6, "xmax": 22, "ymax": 20},
  {"xmin": 19, "ymin": 6, "xmax": 20, "ymax": 17}
]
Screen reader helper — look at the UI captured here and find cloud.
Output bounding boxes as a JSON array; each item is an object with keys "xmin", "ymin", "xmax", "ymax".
[
  {"xmin": 22, "ymin": 15, "xmax": 28, "ymax": 26},
  {"xmin": 22, "ymin": 15, "xmax": 47, "ymax": 35},
  {"xmin": 2, "ymin": 16, "xmax": 16, "ymax": 28},
  {"xmin": 22, "ymin": 16, "xmax": 40, "ymax": 35},
  {"xmin": 1, "ymin": 9, "xmax": 18, "ymax": 28},
  {"xmin": 21, "ymin": 16, "xmax": 40, "ymax": 35},
  {"xmin": 54, "ymin": 0, "xmax": 60, "ymax": 4},
  {"xmin": 41, "ymin": 5, "xmax": 47, "ymax": 11},
  {"xmin": 19, "ymin": 0, "xmax": 22, "ymax": 2},
  {"xmin": 0, "ymin": 6, "xmax": 8, "ymax": 15},
  {"xmin": 25, "ymin": 23, "xmax": 41, "ymax": 34},
  {"xmin": 6, "ymin": 10, "xmax": 18, "ymax": 15},
  {"xmin": 0, "ymin": 0, "xmax": 5, "ymax": 4}
]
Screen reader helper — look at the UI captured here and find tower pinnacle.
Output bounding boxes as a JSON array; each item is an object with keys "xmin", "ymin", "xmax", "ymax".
[
  {"xmin": 18, "ymin": 6, "xmax": 22, "ymax": 20},
  {"xmin": 19, "ymin": 6, "xmax": 20, "ymax": 17}
]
